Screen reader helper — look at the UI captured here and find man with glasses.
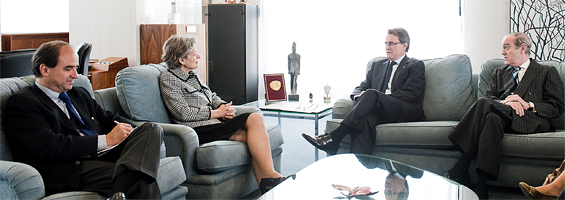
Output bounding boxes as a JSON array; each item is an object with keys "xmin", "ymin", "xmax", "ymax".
[{"xmin": 303, "ymin": 28, "xmax": 425, "ymax": 155}]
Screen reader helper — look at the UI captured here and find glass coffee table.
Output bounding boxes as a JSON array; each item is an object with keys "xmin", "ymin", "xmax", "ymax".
[
  {"xmin": 259, "ymin": 154, "xmax": 478, "ymax": 200},
  {"xmin": 242, "ymin": 99, "xmax": 333, "ymax": 160}
]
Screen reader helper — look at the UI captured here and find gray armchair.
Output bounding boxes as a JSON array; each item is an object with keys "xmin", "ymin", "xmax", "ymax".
[
  {"xmin": 93, "ymin": 63, "xmax": 284, "ymax": 199},
  {"xmin": 0, "ymin": 75, "xmax": 188, "ymax": 199}
]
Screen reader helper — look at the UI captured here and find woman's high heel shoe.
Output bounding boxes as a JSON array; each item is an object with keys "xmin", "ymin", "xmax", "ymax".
[
  {"xmin": 519, "ymin": 182, "xmax": 557, "ymax": 199},
  {"xmin": 259, "ymin": 174, "xmax": 296, "ymax": 195}
]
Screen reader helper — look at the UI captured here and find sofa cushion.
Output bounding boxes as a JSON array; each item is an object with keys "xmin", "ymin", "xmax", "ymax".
[
  {"xmin": 374, "ymin": 121, "xmax": 458, "ymax": 148},
  {"xmin": 479, "ymin": 59, "xmax": 565, "ymax": 129},
  {"xmin": 422, "ymin": 54, "xmax": 475, "ymax": 121},
  {"xmin": 196, "ymin": 124, "xmax": 283, "ymax": 173},
  {"xmin": 115, "ymin": 63, "xmax": 170, "ymax": 123},
  {"xmin": 157, "ymin": 156, "xmax": 186, "ymax": 193},
  {"xmin": 502, "ymin": 130, "xmax": 565, "ymax": 160}
]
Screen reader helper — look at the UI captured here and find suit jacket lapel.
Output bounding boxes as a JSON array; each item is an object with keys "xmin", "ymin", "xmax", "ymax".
[
  {"xmin": 514, "ymin": 59, "xmax": 542, "ymax": 97},
  {"xmin": 31, "ymin": 84, "xmax": 80, "ymax": 134},
  {"xmin": 391, "ymin": 56, "xmax": 410, "ymax": 91},
  {"xmin": 68, "ymin": 90, "xmax": 98, "ymax": 130},
  {"xmin": 374, "ymin": 60, "xmax": 388, "ymax": 92}
]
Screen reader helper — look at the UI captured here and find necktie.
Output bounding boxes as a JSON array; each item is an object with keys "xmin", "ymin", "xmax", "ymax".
[
  {"xmin": 512, "ymin": 67, "xmax": 521, "ymax": 84},
  {"xmin": 59, "ymin": 92, "xmax": 98, "ymax": 136},
  {"xmin": 383, "ymin": 61, "xmax": 397, "ymax": 91}
]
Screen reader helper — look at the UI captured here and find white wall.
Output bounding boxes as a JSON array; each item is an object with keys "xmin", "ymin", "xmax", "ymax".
[
  {"xmin": 69, "ymin": 0, "xmax": 140, "ymax": 66},
  {"xmin": 462, "ymin": 0, "xmax": 510, "ymax": 72},
  {"xmin": 69, "ymin": 0, "xmax": 202, "ymax": 66},
  {"xmin": 1, "ymin": 0, "xmax": 68, "ymax": 33}
]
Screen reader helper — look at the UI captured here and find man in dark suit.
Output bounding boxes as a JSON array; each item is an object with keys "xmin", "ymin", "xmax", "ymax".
[
  {"xmin": 443, "ymin": 32, "xmax": 564, "ymax": 199},
  {"xmin": 302, "ymin": 28, "xmax": 425, "ymax": 155},
  {"xmin": 4, "ymin": 41, "xmax": 164, "ymax": 199}
]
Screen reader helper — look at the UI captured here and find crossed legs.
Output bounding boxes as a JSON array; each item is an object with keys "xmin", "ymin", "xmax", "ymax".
[{"xmin": 230, "ymin": 113, "xmax": 282, "ymax": 184}]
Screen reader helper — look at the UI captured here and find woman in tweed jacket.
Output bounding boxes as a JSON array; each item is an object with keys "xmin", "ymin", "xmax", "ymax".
[{"xmin": 158, "ymin": 35, "xmax": 289, "ymax": 194}]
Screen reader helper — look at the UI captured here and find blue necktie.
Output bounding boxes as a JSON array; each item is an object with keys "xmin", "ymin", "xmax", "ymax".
[
  {"xmin": 512, "ymin": 67, "xmax": 521, "ymax": 84},
  {"xmin": 59, "ymin": 92, "xmax": 98, "ymax": 136}
]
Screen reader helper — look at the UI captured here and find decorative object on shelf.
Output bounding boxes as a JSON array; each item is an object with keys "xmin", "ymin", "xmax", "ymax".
[
  {"xmin": 324, "ymin": 84, "xmax": 331, "ymax": 102},
  {"xmin": 168, "ymin": 0, "xmax": 181, "ymax": 24},
  {"xmin": 309, "ymin": 93, "xmax": 313, "ymax": 103},
  {"xmin": 288, "ymin": 41, "xmax": 301, "ymax": 101},
  {"xmin": 510, "ymin": 0, "xmax": 564, "ymax": 61},
  {"xmin": 264, "ymin": 73, "xmax": 287, "ymax": 102}
]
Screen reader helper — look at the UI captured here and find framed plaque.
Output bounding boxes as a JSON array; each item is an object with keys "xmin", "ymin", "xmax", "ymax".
[{"xmin": 264, "ymin": 73, "xmax": 287, "ymax": 102}]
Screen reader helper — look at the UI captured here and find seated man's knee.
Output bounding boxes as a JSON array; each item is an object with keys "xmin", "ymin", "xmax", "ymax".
[{"xmin": 137, "ymin": 122, "xmax": 164, "ymax": 139}]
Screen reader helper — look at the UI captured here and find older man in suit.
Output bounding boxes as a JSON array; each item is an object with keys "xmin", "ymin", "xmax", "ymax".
[
  {"xmin": 4, "ymin": 41, "xmax": 163, "ymax": 199},
  {"xmin": 302, "ymin": 28, "xmax": 425, "ymax": 155},
  {"xmin": 443, "ymin": 32, "xmax": 564, "ymax": 199}
]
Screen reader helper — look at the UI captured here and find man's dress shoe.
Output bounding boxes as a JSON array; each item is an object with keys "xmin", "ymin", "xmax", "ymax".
[
  {"xmin": 443, "ymin": 172, "xmax": 471, "ymax": 188},
  {"xmin": 302, "ymin": 133, "xmax": 338, "ymax": 155},
  {"xmin": 519, "ymin": 182, "xmax": 557, "ymax": 199},
  {"xmin": 107, "ymin": 192, "xmax": 126, "ymax": 200}
]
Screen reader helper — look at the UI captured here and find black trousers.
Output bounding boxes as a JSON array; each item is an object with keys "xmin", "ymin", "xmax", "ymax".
[
  {"xmin": 448, "ymin": 98, "xmax": 516, "ymax": 180},
  {"xmin": 337, "ymin": 89, "xmax": 403, "ymax": 155},
  {"xmin": 79, "ymin": 122, "xmax": 163, "ymax": 199}
]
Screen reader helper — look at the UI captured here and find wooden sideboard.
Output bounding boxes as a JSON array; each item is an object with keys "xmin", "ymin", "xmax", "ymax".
[
  {"xmin": 88, "ymin": 57, "xmax": 129, "ymax": 91},
  {"xmin": 140, "ymin": 24, "xmax": 207, "ymax": 83},
  {"xmin": 2, "ymin": 32, "xmax": 69, "ymax": 51}
]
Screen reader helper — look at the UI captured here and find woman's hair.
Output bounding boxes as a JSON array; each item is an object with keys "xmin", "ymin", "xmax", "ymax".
[{"xmin": 162, "ymin": 35, "xmax": 197, "ymax": 69}]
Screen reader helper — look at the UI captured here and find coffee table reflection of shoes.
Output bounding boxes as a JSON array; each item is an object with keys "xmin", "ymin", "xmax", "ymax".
[
  {"xmin": 259, "ymin": 174, "xmax": 296, "ymax": 195},
  {"xmin": 302, "ymin": 133, "xmax": 338, "ymax": 155},
  {"xmin": 106, "ymin": 192, "xmax": 126, "ymax": 200}
]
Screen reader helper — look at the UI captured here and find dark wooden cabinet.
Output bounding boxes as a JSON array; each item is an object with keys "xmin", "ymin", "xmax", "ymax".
[{"xmin": 207, "ymin": 4, "xmax": 258, "ymax": 105}]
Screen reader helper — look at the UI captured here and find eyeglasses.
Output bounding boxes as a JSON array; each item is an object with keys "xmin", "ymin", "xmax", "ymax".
[{"xmin": 384, "ymin": 42, "xmax": 402, "ymax": 46}]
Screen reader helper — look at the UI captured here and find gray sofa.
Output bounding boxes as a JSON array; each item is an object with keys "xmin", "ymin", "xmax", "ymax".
[
  {"xmin": 92, "ymin": 63, "xmax": 284, "ymax": 199},
  {"xmin": 0, "ymin": 75, "xmax": 187, "ymax": 199},
  {"xmin": 327, "ymin": 54, "xmax": 565, "ymax": 188}
]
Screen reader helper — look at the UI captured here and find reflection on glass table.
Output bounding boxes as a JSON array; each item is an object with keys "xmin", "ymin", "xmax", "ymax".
[
  {"xmin": 242, "ymin": 99, "xmax": 333, "ymax": 161},
  {"xmin": 259, "ymin": 154, "xmax": 478, "ymax": 200}
]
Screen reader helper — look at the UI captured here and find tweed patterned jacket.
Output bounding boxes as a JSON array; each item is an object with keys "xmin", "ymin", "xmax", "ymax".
[{"xmin": 159, "ymin": 68, "xmax": 226, "ymax": 128}]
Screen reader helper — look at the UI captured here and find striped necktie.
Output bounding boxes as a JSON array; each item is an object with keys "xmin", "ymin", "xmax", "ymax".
[{"xmin": 512, "ymin": 67, "xmax": 521, "ymax": 84}]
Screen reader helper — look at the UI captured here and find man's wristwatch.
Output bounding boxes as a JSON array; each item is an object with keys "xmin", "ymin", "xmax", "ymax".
[{"xmin": 528, "ymin": 102, "xmax": 536, "ymax": 113}]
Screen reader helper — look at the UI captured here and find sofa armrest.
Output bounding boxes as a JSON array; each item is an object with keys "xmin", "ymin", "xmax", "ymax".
[
  {"xmin": 94, "ymin": 87, "xmax": 127, "ymax": 116},
  {"xmin": 332, "ymin": 98, "xmax": 354, "ymax": 119},
  {"xmin": 158, "ymin": 123, "xmax": 200, "ymax": 178},
  {"xmin": 0, "ymin": 161, "xmax": 45, "ymax": 199}
]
